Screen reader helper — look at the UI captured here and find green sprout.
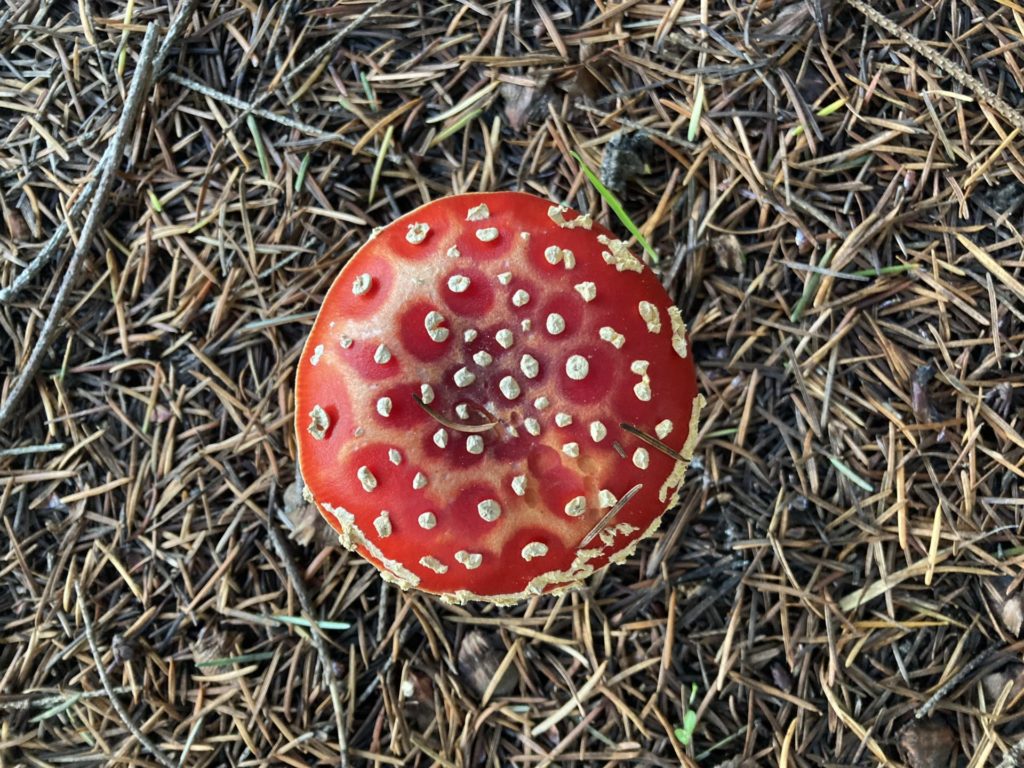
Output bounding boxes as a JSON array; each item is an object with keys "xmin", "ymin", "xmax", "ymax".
[
  {"xmin": 674, "ymin": 683, "xmax": 700, "ymax": 746},
  {"xmin": 570, "ymin": 149, "xmax": 659, "ymax": 263}
]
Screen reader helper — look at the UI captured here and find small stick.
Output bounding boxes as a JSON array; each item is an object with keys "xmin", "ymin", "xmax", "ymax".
[
  {"xmin": 0, "ymin": 179, "xmax": 98, "ymax": 306},
  {"xmin": 0, "ymin": 687, "xmax": 133, "ymax": 711},
  {"xmin": 164, "ymin": 72, "xmax": 370, "ymax": 153},
  {"xmin": 153, "ymin": 0, "xmax": 200, "ymax": 73},
  {"xmin": 580, "ymin": 484, "xmax": 643, "ymax": 547},
  {"xmin": 0, "ymin": 25, "xmax": 159, "ymax": 426},
  {"xmin": 915, "ymin": 646, "xmax": 996, "ymax": 719},
  {"xmin": 847, "ymin": 0, "xmax": 1024, "ymax": 133},
  {"xmin": 76, "ymin": 582, "xmax": 176, "ymax": 768},
  {"xmin": 0, "ymin": 0, "xmax": 198, "ymax": 306},
  {"xmin": 266, "ymin": 485, "xmax": 350, "ymax": 767}
]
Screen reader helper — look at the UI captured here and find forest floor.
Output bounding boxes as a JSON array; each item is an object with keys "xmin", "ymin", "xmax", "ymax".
[{"xmin": 1, "ymin": 1, "xmax": 1023, "ymax": 766}]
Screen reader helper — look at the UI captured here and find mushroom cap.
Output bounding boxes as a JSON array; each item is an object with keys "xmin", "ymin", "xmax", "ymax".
[{"xmin": 295, "ymin": 192, "xmax": 702, "ymax": 604}]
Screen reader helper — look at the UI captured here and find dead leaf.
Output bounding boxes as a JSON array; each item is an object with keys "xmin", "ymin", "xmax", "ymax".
[
  {"xmin": 982, "ymin": 663, "xmax": 1024, "ymax": 703},
  {"xmin": 599, "ymin": 131, "xmax": 651, "ymax": 197},
  {"xmin": 898, "ymin": 718, "xmax": 957, "ymax": 768},
  {"xmin": 712, "ymin": 234, "xmax": 746, "ymax": 273},
  {"xmin": 457, "ymin": 629, "xmax": 518, "ymax": 699},
  {"xmin": 281, "ymin": 475, "xmax": 337, "ymax": 549},
  {"xmin": 984, "ymin": 576, "xmax": 1024, "ymax": 637},
  {"xmin": 500, "ymin": 76, "xmax": 551, "ymax": 132}
]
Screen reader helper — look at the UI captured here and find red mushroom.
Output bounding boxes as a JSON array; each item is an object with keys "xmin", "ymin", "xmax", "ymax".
[{"xmin": 295, "ymin": 192, "xmax": 702, "ymax": 604}]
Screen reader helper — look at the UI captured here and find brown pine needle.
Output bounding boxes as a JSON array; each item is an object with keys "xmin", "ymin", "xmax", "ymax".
[
  {"xmin": 580, "ymin": 484, "xmax": 644, "ymax": 547},
  {"xmin": 412, "ymin": 394, "xmax": 498, "ymax": 433},
  {"xmin": 620, "ymin": 422, "xmax": 686, "ymax": 463}
]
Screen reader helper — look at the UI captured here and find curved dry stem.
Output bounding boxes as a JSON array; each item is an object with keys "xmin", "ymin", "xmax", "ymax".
[{"xmin": 412, "ymin": 394, "xmax": 497, "ymax": 433}]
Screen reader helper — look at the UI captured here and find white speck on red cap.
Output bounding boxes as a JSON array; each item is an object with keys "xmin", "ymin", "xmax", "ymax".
[
  {"xmin": 533, "ymin": 396, "xmax": 550, "ymax": 410},
  {"xmin": 599, "ymin": 326, "xmax": 625, "ymax": 349},
  {"xmin": 466, "ymin": 203, "xmax": 490, "ymax": 221},
  {"xmin": 655, "ymin": 419, "xmax": 674, "ymax": 439},
  {"xmin": 373, "ymin": 344, "xmax": 391, "ymax": 364},
  {"xmin": 466, "ymin": 435, "xmax": 484, "ymax": 454},
  {"xmin": 420, "ymin": 383, "xmax": 434, "ymax": 404},
  {"xmin": 564, "ymin": 496, "xmax": 586, "ymax": 517},
  {"xmin": 495, "ymin": 329, "xmax": 514, "ymax": 349},
  {"xmin": 417, "ymin": 511, "xmax": 436, "ymax": 529},
  {"xmin": 406, "ymin": 222, "xmax": 429, "ymax": 244},
  {"xmin": 632, "ymin": 448, "xmax": 650, "ymax": 469},
  {"xmin": 574, "ymin": 282, "xmax": 596, "ymax": 302},
  {"xmin": 521, "ymin": 542, "xmax": 548, "ymax": 561},
  {"xmin": 308, "ymin": 405, "xmax": 328, "ymax": 440},
  {"xmin": 352, "ymin": 273, "xmax": 372, "ymax": 295},
  {"xmin": 454, "ymin": 367, "xmax": 476, "ymax": 387},
  {"xmin": 376, "ymin": 397, "xmax": 392, "ymax": 417},
  {"xmin": 473, "ymin": 350, "xmax": 493, "ymax": 367},
  {"xmin": 639, "ymin": 301, "xmax": 661, "ymax": 333},
  {"xmin": 565, "ymin": 354, "xmax": 589, "ymax": 380},
  {"xmin": 589, "ymin": 421, "xmax": 607, "ymax": 442},
  {"xmin": 357, "ymin": 466, "xmax": 377, "ymax": 492},
  {"xmin": 511, "ymin": 475, "xmax": 527, "ymax": 496},
  {"xmin": 546, "ymin": 313, "xmax": 565, "ymax": 335},
  {"xmin": 520, "ymin": 354, "xmax": 539, "ymax": 379},
  {"xmin": 310, "ymin": 344, "xmax": 324, "ymax": 366},
  {"xmin": 412, "ymin": 472, "xmax": 428, "ymax": 490},
  {"xmin": 562, "ymin": 442, "xmax": 579, "ymax": 458},
  {"xmin": 373, "ymin": 511, "xmax": 392, "ymax": 537},
  {"xmin": 524, "ymin": 418, "xmax": 540, "ymax": 436},
  {"xmin": 388, "ymin": 448, "xmax": 402, "ymax": 465},
  {"xmin": 425, "ymin": 311, "xmax": 449, "ymax": 343},
  {"xmin": 667, "ymin": 305, "xmax": 689, "ymax": 358},
  {"xmin": 544, "ymin": 245, "xmax": 573, "ymax": 266},
  {"xmin": 476, "ymin": 227, "xmax": 498, "ymax": 242},
  {"xmin": 512, "ymin": 289, "xmax": 530, "ymax": 307},
  {"xmin": 499, "ymin": 375, "xmax": 521, "ymax": 400},
  {"xmin": 433, "ymin": 428, "xmax": 448, "ymax": 448},
  {"xmin": 455, "ymin": 550, "xmax": 483, "ymax": 569},
  {"xmin": 420, "ymin": 555, "xmax": 447, "ymax": 573},
  {"xmin": 555, "ymin": 412, "xmax": 573, "ymax": 427},
  {"xmin": 598, "ymin": 489, "xmax": 617, "ymax": 508},
  {"xmin": 448, "ymin": 274, "xmax": 471, "ymax": 293},
  {"xmin": 477, "ymin": 499, "xmax": 501, "ymax": 522}
]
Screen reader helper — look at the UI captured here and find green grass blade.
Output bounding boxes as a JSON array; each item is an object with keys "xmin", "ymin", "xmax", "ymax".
[
  {"xmin": 828, "ymin": 455, "xmax": 874, "ymax": 492},
  {"xmin": 195, "ymin": 651, "xmax": 276, "ymax": 668},
  {"xmin": 847, "ymin": 263, "xmax": 918, "ymax": 278},
  {"xmin": 29, "ymin": 693, "xmax": 82, "ymax": 723},
  {"xmin": 272, "ymin": 614, "xmax": 352, "ymax": 631},
  {"xmin": 247, "ymin": 115, "xmax": 271, "ymax": 181},
  {"xmin": 368, "ymin": 124, "xmax": 393, "ymax": 203},
  {"xmin": 295, "ymin": 153, "xmax": 311, "ymax": 193},
  {"xmin": 790, "ymin": 245, "xmax": 835, "ymax": 322},
  {"xmin": 570, "ymin": 150, "xmax": 659, "ymax": 263}
]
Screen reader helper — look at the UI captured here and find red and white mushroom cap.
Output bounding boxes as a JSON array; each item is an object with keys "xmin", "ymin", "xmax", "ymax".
[{"xmin": 295, "ymin": 192, "xmax": 702, "ymax": 604}]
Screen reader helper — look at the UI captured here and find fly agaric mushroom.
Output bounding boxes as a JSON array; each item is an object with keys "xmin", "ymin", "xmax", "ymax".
[{"xmin": 295, "ymin": 192, "xmax": 702, "ymax": 604}]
